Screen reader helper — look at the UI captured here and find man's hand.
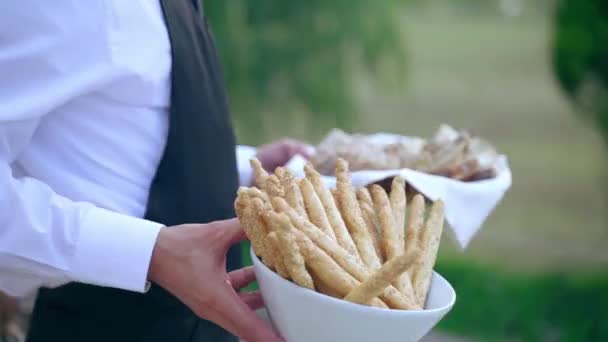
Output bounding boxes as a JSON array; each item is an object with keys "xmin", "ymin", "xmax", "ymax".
[
  {"xmin": 148, "ymin": 219, "xmax": 282, "ymax": 342},
  {"xmin": 0, "ymin": 293, "xmax": 24, "ymax": 342},
  {"xmin": 256, "ymin": 138, "xmax": 313, "ymax": 172},
  {"xmin": 0, "ymin": 291, "xmax": 16, "ymax": 327}
]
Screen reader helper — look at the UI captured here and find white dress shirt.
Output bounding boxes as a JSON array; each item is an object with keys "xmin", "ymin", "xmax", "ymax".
[{"xmin": 0, "ymin": 1, "xmax": 256, "ymax": 298}]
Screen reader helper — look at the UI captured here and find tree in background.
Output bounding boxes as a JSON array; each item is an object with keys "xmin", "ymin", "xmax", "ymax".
[
  {"xmin": 204, "ymin": 0, "xmax": 407, "ymax": 141},
  {"xmin": 553, "ymin": 0, "xmax": 608, "ymax": 143},
  {"xmin": 205, "ymin": 0, "xmax": 607, "ymax": 144}
]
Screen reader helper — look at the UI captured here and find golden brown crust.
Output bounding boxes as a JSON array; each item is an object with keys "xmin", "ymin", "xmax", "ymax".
[
  {"xmin": 405, "ymin": 194, "xmax": 425, "ymax": 278},
  {"xmin": 370, "ymin": 185, "xmax": 399, "ymax": 261},
  {"xmin": 295, "ymin": 232, "xmax": 388, "ymax": 309},
  {"xmin": 244, "ymin": 187, "xmax": 271, "ymax": 207},
  {"xmin": 266, "ymin": 231, "xmax": 290, "ymax": 279},
  {"xmin": 412, "ymin": 200, "xmax": 445, "ymax": 308},
  {"xmin": 344, "ymin": 249, "xmax": 418, "ymax": 306},
  {"xmin": 264, "ymin": 212, "xmax": 315, "ymax": 289},
  {"xmin": 234, "ymin": 190, "xmax": 258, "ymax": 251},
  {"xmin": 356, "ymin": 187, "xmax": 374, "ymax": 208},
  {"xmin": 330, "ymin": 188, "xmax": 339, "ymax": 204},
  {"xmin": 299, "ymin": 178, "xmax": 337, "ymax": 241},
  {"xmin": 336, "ymin": 159, "xmax": 382, "ymax": 270},
  {"xmin": 277, "ymin": 198, "xmax": 417, "ymax": 310},
  {"xmin": 308, "ymin": 268, "xmax": 343, "ymax": 299},
  {"xmin": 278, "ymin": 168, "xmax": 308, "ymax": 218},
  {"xmin": 250, "ymin": 158, "xmax": 269, "ymax": 188},
  {"xmin": 235, "ymin": 193, "xmax": 272, "ymax": 267},
  {"xmin": 252, "ymin": 198, "xmax": 277, "ymax": 269},
  {"xmin": 357, "ymin": 195, "xmax": 383, "ymax": 262},
  {"xmin": 389, "ymin": 177, "xmax": 415, "ymax": 299},
  {"xmin": 274, "ymin": 166, "xmax": 286, "ymax": 180},
  {"xmin": 390, "ymin": 176, "xmax": 407, "ymax": 244},
  {"xmin": 371, "ymin": 184, "xmax": 416, "ymax": 302},
  {"xmin": 293, "ymin": 232, "xmax": 356, "ymax": 295},
  {"xmin": 263, "ymin": 174, "xmax": 285, "ymax": 198},
  {"xmin": 275, "ymin": 197, "xmax": 364, "ymax": 276},
  {"xmin": 305, "ymin": 163, "xmax": 359, "ymax": 257}
]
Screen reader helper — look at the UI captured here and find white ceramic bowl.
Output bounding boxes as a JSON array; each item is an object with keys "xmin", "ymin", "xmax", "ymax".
[{"xmin": 251, "ymin": 248, "xmax": 456, "ymax": 342}]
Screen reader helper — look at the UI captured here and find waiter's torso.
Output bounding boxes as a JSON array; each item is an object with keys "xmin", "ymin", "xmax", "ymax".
[
  {"xmin": 15, "ymin": 1, "xmax": 172, "ymax": 217},
  {"xmin": 25, "ymin": 1, "xmax": 242, "ymax": 341}
]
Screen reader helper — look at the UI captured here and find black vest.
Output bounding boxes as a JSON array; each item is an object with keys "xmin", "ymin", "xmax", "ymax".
[{"xmin": 26, "ymin": 1, "xmax": 241, "ymax": 341}]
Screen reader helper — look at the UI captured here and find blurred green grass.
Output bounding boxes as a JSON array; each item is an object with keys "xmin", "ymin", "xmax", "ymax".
[
  {"xmin": 235, "ymin": 5, "xmax": 608, "ymax": 340},
  {"xmin": 435, "ymin": 259, "xmax": 608, "ymax": 341}
]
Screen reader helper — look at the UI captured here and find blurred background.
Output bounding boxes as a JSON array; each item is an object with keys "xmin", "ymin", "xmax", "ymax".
[
  {"xmin": 1, "ymin": 1, "xmax": 606, "ymax": 341},
  {"xmin": 207, "ymin": 0, "xmax": 608, "ymax": 340}
]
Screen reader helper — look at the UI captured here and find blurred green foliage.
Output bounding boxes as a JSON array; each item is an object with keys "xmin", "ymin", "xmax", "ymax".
[
  {"xmin": 436, "ymin": 259, "xmax": 608, "ymax": 341},
  {"xmin": 553, "ymin": 0, "xmax": 608, "ymax": 143},
  {"xmin": 204, "ymin": 0, "xmax": 407, "ymax": 131}
]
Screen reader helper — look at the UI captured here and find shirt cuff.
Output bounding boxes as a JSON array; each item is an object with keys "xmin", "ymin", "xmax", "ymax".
[
  {"xmin": 70, "ymin": 206, "xmax": 163, "ymax": 292},
  {"xmin": 236, "ymin": 145, "xmax": 257, "ymax": 186}
]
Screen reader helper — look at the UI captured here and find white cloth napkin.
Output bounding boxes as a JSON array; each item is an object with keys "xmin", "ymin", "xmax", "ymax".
[{"xmin": 285, "ymin": 134, "xmax": 512, "ymax": 249}]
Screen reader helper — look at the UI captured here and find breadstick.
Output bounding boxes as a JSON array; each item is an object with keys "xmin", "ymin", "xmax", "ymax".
[
  {"xmin": 244, "ymin": 197, "xmax": 284, "ymax": 274},
  {"xmin": 234, "ymin": 190, "xmax": 262, "ymax": 256},
  {"xmin": 263, "ymin": 174, "xmax": 284, "ymax": 198},
  {"xmin": 274, "ymin": 197, "xmax": 363, "ymax": 276},
  {"xmin": 336, "ymin": 159, "xmax": 382, "ymax": 270},
  {"xmin": 357, "ymin": 197, "xmax": 383, "ymax": 262},
  {"xmin": 396, "ymin": 268, "xmax": 416, "ymax": 305},
  {"xmin": 308, "ymin": 268, "xmax": 343, "ymax": 299},
  {"xmin": 370, "ymin": 185, "xmax": 416, "ymax": 300},
  {"xmin": 388, "ymin": 177, "xmax": 415, "ymax": 298},
  {"xmin": 330, "ymin": 188, "xmax": 339, "ymax": 206},
  {"xmin": 244, "ymin": 187, "xmax": 271, "ymax": 206},
  {"xmin": 299, "ymin": 178, "xmax": 337, "ymax": 241},
  {"xmin": 264, "ymin": 212, "xmax": 315, "ymax": 290},
  {"xmin": 304, "ymin": 164, "xmax": 358, "ymax": 257},
  {"xmin": 251, "ymin": 198, "xmax": 277, "ymax": 268},
  {"xmin": 412, "ymin": 200, "xmax": 445, "ymax": 308},
  {"xmin": 370, "ymin": 185, "xmax": 399, "ymax": 261},
  {"xmin": 266, "ymin": 232, "xmax": 290, "ymax": 279},
  {"xmin": 405, "ymin": 194, "xmax": 425, "ymax": 279},
  {"xmin": 278, "ymin": 168, "xmax": 308, "ymax": 218},
  {"xmin": 356, "ymin": 187, "xmax": 374, "ymax": 209},
  {"xmin": 250, "ymin": 158, "xmax": 269, "ymax": 187},
  {"xmin": 345, "ymin": 248, "xmax": 418, "ymax": 306},
  {"xmin": 295, "ymin": 232, "xmax": 388, "ymax": 309},
  {"xmin": 237, "ymin": 195, "xmax": 278, "ymax": 271},
  {"xmin": 274, "ymin": 166, "xmax": 286, "ymax": 180},
  {"xmin": 275, "ymin": 198, "xmax": 417, "ymax": 309},
  {"xmin": 390, "ymin": 176, "xmax": 407, "ymax": 244}
]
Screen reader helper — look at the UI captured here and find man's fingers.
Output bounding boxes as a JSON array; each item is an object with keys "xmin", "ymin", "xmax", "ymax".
[
  {"xmin": 239, "ymin": 291, "xmax": 265, "ymax": 311},
  {"xmin": 212, "ymin": 218, "xmax": 248, "ymax": 249},
  {"xmin": 216, "ymin": 290, "xmax": 283, "ymax": 342},
  {"xmin": 228, "ymin": 266, "xmax": 257, "ymax": 289},
  {"xmin": 282, "ymin": 139, "xmax": 313, "ymax": 159},
  {"xmin": 225, "ymin": 227, "xmax": 247, "ymax": 247}
]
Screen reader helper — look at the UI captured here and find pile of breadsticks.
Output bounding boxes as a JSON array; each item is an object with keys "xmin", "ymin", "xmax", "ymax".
[
  {"xmin": 235, "ymin": 158, "xmax": 445, "ymax": 310},
  {"xmin": 311, "ymin": 126, "xmax": 499, "ymax": 182}
]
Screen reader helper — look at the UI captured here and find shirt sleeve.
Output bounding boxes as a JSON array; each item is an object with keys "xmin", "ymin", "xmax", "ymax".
[
  {"xmin": 0, "ymin": 2, "xmax": 163, "ymax": 297},
  {"xmin": 236, "ymin": 145, "xmax": 258, "ymax": 186}
]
